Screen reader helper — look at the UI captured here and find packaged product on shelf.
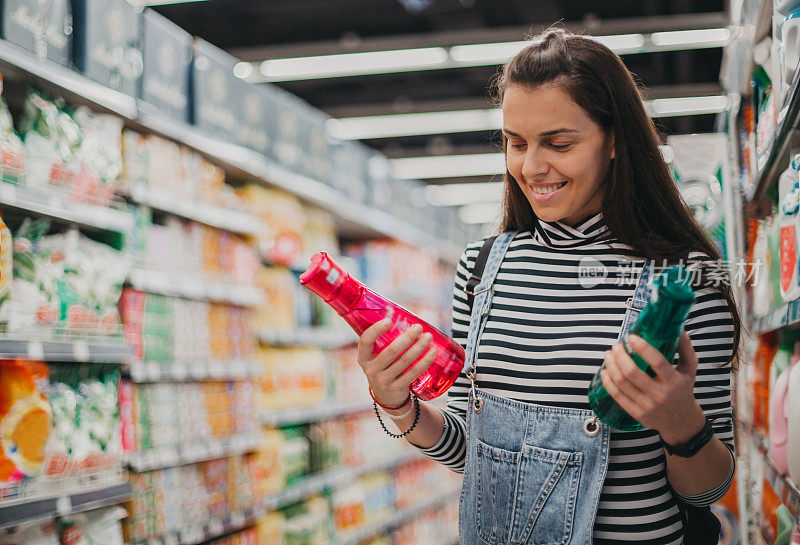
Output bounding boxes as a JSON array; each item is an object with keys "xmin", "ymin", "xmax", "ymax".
[
  {"xmin": 255, "ymin": 429, "xmax": 285, "ymax": 496},
  {"xmin": 329, "ymin": 346, "xmax": 370, "ymax": 403},
  {"xmin": 0, "ymin": 87, "xmax": 26, "ymax": 186},
  {"xmin": 72, "ymin": 0, "xmax": 143, "ymax": 96},
  {"xmin": 787, "ymin": 361, "xmax": 800, "ymax": 482},
  {"xmin": 254, "ymin": 266, "xmax": 297, "ymax": 331},
  {"xmin": 0, "ymin": 0, "xmax": 72, "ymax": 67},
  {"xmin": 0, "ymin": 360, "xmax": 50, "ymax": 486},
  {"xmin": 308, "ymin": 419, "xmax": 345, "ymax": 473},
  {"xmin": 71, "ymin": 107, "xmax": 124, "ymax": 205},
  {"xmin": 235, "ymin": 79, "xmax": 273, "ymax": 156},
  {"xmin": 282, "ymin": 495, "xmax": 331, "ymax": 545},
  {"xmin": 0, "ymin": 214, "xmax": 12, "ymax": 325},
  {"xmin": 239, "ymin": 184, "xmax": 305, "ymax": 266},
  {"xmin": 754, "ymin": 65, "xmax": 777, "ymax": 164},
  {"xmin": 257, "ymin": 347, "xmax": 327, "ymax": 411},
  {"xmin": 10, "ymin": 221, "xmax": 129, "ymax": 334},
  {"xmin": 0, "ymin": 519, "xmax": 59, "ymax": 545},
  {"xmin": 778, "ymin": 155, "xmax": 800, "ymax": 301},
  {"xmin": 59, "ymin": 505, "xmax": 127, "ymax": 545},
  {"xmin": 331, "ymin": 479, "xmax": 366, "ymax": 534},
  {"xmin": 279, "ymin": 426, "xmax": 311, "ymax": 486},
  {"xmin": 360, "ymin": 470, "xmax": 393, "ymax": 524},
  {"xmin": 139, "ymin": 8, "xmax": 192, "ymax": 123},
  {"xmin": 256, "ymin": 511, "xmax": 285, "ymax": 545},
  {"xmin": 191, "ymin": 39, "xmax": 239, "ymax": 142},
  {"xmin": 300, "ymin": 206, "xmax": 339, "ymax": 263},
  {"xmin": 43, "ymin": 363, "xmax": 122, "ymax": 480}
]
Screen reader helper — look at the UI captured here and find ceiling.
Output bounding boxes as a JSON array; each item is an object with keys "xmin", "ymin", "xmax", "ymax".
[{"xmin": 154, "ymin": 0, "xmax": 728, "ymax": 192}]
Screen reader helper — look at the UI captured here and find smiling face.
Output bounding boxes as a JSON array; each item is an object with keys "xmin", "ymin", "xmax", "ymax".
[{"xmin": 502, "ymin": 83, "xmax": 615, "ymax": 226}]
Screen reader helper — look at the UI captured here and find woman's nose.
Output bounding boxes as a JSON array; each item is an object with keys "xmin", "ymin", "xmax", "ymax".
[{"xmin": 521, "ymin": 148, "xmax": 549, "ymax": 179}]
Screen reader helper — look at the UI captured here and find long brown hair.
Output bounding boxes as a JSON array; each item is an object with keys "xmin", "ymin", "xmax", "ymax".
[{"xmin": 493, "ymin": 28, "xmax": 741, "ymax": 367}]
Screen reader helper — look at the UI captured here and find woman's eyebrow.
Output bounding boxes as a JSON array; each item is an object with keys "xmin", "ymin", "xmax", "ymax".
[{"xmin": 502, "ymin": 128, "xmax": 579, "ymax": 137}]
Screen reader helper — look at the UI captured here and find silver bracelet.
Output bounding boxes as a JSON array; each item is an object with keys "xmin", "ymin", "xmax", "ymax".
[{"xmin": 381, "ymin": 396, "xmax": 416, "ymax": 420}]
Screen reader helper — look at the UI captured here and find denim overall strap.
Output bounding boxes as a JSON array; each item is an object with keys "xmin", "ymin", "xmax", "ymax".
[
  {"xmin": 463, "ymin": 231, "xmax": 517, "ymax": 378},
  {"xmin": 617, "ymin": 259, "xmax": 656, "ymax": 343}
]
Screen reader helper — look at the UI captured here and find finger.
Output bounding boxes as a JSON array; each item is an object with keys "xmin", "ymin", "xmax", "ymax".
[
  {"xmin": 372, "ymin": 323, "xmax": 424, "ymax": 371},
  {"xmin": 396, "ymin": 345, "xmax": 437, "ymax": 389},
  {"xmin": 382, "ymin": 332, "xmax": 433, "ymax": 382},
  {"xmin": 600, "ymin": 368, "xmax": 642, "ymax": 420},
  {"xmin": 357, "ymin": 318, "xmax": 393, "ymax": 366},
  {"xmin": 627, "ymin": 334, "xmax": 675, "ymax": 381},
  {"xmin": 605, "ymin": 345, "xmax": 650, "ymax": 398},
  {"xmin": 675, "ymin": 330, "xmax": 699, "ymax": 378}
]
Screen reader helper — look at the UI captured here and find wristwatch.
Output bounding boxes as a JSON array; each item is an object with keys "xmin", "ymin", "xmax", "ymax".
[{"xmin": 662, "ymin": 415, "xmax": 714, "ymax": 458}]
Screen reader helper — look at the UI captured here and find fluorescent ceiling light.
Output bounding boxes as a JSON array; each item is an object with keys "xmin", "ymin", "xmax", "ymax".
[
  {"xmin": 458, "ymin": 202, "xmax": 503, "ymax": 225},
  {"xmin": 650, "ymin": 28, "xmax": 731, "ymax": 48},
  {"xmin": 233, "ymin": 62, "xmax": 254, "ymax": 79},
  {"xmin": 327, "ymin": 109, "xmax": 503, "ymax": 140},
  {"xmin": 391, "ymin": 144, "xmax": 694, "ymax": 181},
  {"xmin": 646, "ymin": 95, "xmax": 729, "ymax": 116},
  {"xmin": 259, "ymin": 47, "xmax": 449, "ymax": 80},
  {"xmin": 391, "ymin": 153, "xmax": 506, "ymax": 179},
  {"xmin": 244, "ymin": 28, "xmax": 730, "ymax": 82},
  {"xmin": 426, "ymin": 181, "xmax": 504, "ymax": 206},
  {"xmin": 333, "ymin": 96, "xmax": 727, "ymax": 140},
  {"xmin": 143, "ymin": 0, "xmax": 210, "ymax": 4}
]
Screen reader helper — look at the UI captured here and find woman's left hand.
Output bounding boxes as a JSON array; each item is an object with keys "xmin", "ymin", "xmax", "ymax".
[{"xmin": 600, "ymin": 331, "xmax": 706, "ymax": 445}]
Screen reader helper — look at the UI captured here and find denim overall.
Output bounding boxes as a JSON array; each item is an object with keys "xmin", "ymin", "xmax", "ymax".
[{"xmin": 460, "ymin": 231, "xmax": 656, "ymax": 545}]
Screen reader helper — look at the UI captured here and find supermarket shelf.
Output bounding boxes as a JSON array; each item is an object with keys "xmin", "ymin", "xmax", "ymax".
[
  {"xmin": 0, "ymin": 335, "xmax": 132, "ymax": 362},
  {"xmin": 127, "ymin": 432, "xmax": 264, "ymax": 472},
  {"xmin": 262, "ymin": 450, "xmax": 425, "ymax": 512},
  {"xmin": 261, "ymin": 399, "xmax": 373, "ymax": 427},
  {"xmin": 753, "ymin": 303, "xmax": 790, "ymax": 334},
  {"xmin": 0, "ymin": 38, "xmax": 459, "ymax": 263},
  {"xmin": 131, "ymin": 504, "xmax": 262, "ymax": 545},
  {"xmin": 0, "ymin": 481, "xmax": 131, "ymax": 530},
  {"xmin": 752, "ymin": 428, "xmax": 800, "ymax": 524},
  {"xmin": 751, "ymin": 58, "xmax": 800, "ymax": 205},
  {"xmin": 258, "ymin": 327, "xmax": 357, "ymax": 348},
  {"xmin": 128, "ymin": 183, "xmax": 262, "ymax": 236},
  {"xmin": 129, "ymin": 269, "xmax": 264, "ymax": 307},
  {"xmin": 0, "ymin": 182, "xmax": 135, "ymax": 233},
  {"xmin": 332, "ymin": 485, "xmax": 461, "ymax": 545},
  {"xmin": 126, "ymin": 360, "xmax": 260, "ymax": 383}
]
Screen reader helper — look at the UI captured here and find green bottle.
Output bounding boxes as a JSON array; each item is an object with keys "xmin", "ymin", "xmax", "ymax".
[{"xmin": 587, "ymin": 266, "xmax": 696, "ymax": 431}]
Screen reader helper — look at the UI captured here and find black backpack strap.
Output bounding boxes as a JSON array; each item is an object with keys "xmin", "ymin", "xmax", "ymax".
[{"xmin": 466, "ymin": 235, "xmax": 499, "ymax": 311}]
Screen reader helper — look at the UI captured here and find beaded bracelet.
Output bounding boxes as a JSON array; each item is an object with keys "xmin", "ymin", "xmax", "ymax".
[
  {"xmin": 374, "ymin": 394, "xmax": 420, "ymax": 438},
  {"xmin": 381, "ymin": 399, "xmax": 416, "ymax": 420}
]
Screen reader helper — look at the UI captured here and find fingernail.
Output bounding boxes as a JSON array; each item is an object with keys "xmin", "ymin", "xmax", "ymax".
[{"xmin": 422, "ymin": 332, "xmax": 432, "ymax": 341}]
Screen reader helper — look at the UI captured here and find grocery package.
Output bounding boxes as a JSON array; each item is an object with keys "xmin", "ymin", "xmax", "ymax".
[
  {"xmin": 59, "ymin": 506, "xmax": 127, "ymax": 545},
  {"xmin": 300, "ymin": 252, "xmax": 464, "ymax": 401},
  {"xmin": 0, "ymin": 86, "xmax": 26, "ymax": 186},
  {"xmin": 0, "ymin": 519, "xmax": 59, "ymax": 545},
  {"xmin": 283, "ymin": 495, "xmax": 332, "ymax": 545},
  {"xmin": 43, "ymin": 363, "xmax": 122, "ymax": 480},
  {"xmin": 20, "ymin": 91, "xmax": 124, "ymax": 206},
  {"xmin": 0, "ymin": 214, "xmax": 12, "ymax": 325},
  {"xmin": 9, "ymin": 220, "xmax": 129, "ymax": 334},
  {"xmin": 589, "ymin": 267, "xmax": 696, "ymax": 431},
  {"xmin": 124, "ymin": 381, "xmax": 255, "ymax": 451},
  {"xmin": 257, "ymin": 347, "xmax": 327, "ymax": 411},
  {"xmin": 0, "ymin": 360, "xmax": 50, "ymax": 486},
  {"xmin": 0, "ymin": 0, "xmax": 72, "ymax": 67},
  {"xmin": 120, "ymin": 289, "xmax": 254, "ymax": 364},
  {"xmin": 328, "ymin": 346, "xmax": 369, "ymax": 403},
  {"xmin": 239, "ymin": 184, "xmax": 305, "ymax": 266}
]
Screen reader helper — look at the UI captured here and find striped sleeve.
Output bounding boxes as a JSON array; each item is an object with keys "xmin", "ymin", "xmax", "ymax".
[
  {"xmin": 670, "ymin": 253, "xmax": 736, "ymax": 504},
  {"xmin": 417, "ymin": 241, "xmax": 483, "ymax": 472}
]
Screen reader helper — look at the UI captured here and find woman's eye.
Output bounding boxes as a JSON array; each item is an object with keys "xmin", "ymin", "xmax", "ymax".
[
  {"xmin": 549, "ymin": 142, "xmax": 572, "ymax": 151},
  {"xmin": 509, "ymin": 142, "xmax": 526, "ymax": 149}
]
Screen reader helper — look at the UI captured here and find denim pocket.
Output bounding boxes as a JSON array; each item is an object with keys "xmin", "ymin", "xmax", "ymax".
[{"xmin": 476, "ymin": 441, "xmax": 583, "ymax": 545}]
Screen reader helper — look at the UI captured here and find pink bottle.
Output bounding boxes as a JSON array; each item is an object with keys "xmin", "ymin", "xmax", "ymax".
[{"xmin": 299, "ymin": 252, "xmax": 465, "ymax": 401}]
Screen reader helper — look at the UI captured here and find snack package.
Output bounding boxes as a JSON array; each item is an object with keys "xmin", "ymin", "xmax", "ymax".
[
  {"xmin": 0, "ymin": 214, "xmax": 12, "ymax": 326},
  {"xmin": 59, "ymin": 506, "xmax": 126, "ymax": 545},
  {"xmin": 0, "ymin": 360, "xmax": 50, "ymax": 485},
  {"xmin": 0, "ymin": 519, "xmax": 59, "ymax": 545},
  {"xmin": 0, "ymin": 78, "xmax": 26, "ymax": 186}
]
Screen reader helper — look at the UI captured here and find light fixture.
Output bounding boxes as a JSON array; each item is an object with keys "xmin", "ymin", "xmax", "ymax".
[
  {"xmin": 458, "ymin": 202, "xmax": 503, "ymax": 225},
  {"xmin": 233, "ymin": 62, "xmax": 254, "ymax": 79},
  {"xmin": 258, "ymin": 47, "xmax": 449, "ymax": 81},
  {"xmin": 242, "ymin": 28, "xmax": 731, "ymax": 82},
  {"xmin": 327, "ymin": 109, "xmax": 503, "ymax": 140},
  {"xmin": 332, "ymin": 96, "xmax": 728, "ymax": 140},
  {"xmin": 425, "ymin": 181, "xmax": 504, "ymax": 206},
  {"xmin": 650, "ymin": 28, "xmax": 731, "ymax": 49},
  {"xmin": 143, "ymin": 0, "xmax": 211, "ymax": 5},
  {"xmin": 391, "ymin": 153, "xmax": 506, "ymax": 180}
]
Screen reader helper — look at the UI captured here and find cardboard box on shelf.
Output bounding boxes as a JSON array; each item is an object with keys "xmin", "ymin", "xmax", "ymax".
[
  {"xmin": 191, "ymin": 38, "xmax": 239, "ymax": 142},
  {"xmin": 71, "ymin": 0, "xmax": 143, "ymax": 96},
  {"xmin": 139, "ymin": 8, "xmax": 192, "ymax": 123},
  {"xmin": 1, "ymin": 0, "xmax": 72, "ymax": 67}
]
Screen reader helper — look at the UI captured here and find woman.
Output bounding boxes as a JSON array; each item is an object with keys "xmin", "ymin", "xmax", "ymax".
[{"xmin": 358, "ymin": 29, "xmax": 739, "ymax": 545}]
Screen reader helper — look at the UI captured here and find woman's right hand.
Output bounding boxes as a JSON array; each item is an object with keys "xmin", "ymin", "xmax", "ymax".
[{"xmin": 357, "ymin": 318, "xmax": 437, "ymax": 408}]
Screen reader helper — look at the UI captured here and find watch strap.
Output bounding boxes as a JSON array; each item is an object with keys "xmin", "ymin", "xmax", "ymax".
[{"xmin": 663, "ymin": 415, "xmax": 714, "ymax": 458}]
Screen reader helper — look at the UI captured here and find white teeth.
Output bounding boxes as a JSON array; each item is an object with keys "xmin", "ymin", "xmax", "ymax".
[{"xmin": 532, "ymin": 181, "xmax": 567, "ymax": 195}]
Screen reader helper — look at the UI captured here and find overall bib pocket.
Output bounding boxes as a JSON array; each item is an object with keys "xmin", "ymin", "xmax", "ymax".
[{"xmin": 475, "ymin": 441, "xmax": 583, "ymax": 545}]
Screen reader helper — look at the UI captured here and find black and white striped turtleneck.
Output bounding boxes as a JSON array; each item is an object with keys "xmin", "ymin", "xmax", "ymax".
[{"xmin": 420, "ymin": 211, "xmax": 735, "ymax": 545}]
